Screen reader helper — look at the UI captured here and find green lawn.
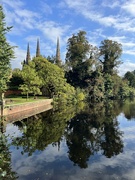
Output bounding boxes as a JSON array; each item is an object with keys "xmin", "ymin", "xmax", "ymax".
[{"xmin": 5, "ymin": 96, "xmax": 46, "ymax": 105}]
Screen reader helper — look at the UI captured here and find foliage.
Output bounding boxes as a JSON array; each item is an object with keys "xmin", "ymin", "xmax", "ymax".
[
  {"xmin": 65, "ymin": 31, "xmax": 96, "ymax": 88},
  {"xmin": 124, "ymin": 71, "xmax": 135, "ymax": 88},
  {"xmin": 11, "ymin": 105, "xmax": 80, "ymax": 155},
  {"xmin": 0, "ymin": 5, "xmax": 15, "ymax": 98},
  {"xmin": 19, "ymin": 63, "xmax": 42, "ymax": 99},
  {"xmin": 32, "ymin": 56, "xmax": 85, "ymax": 103},
  {"xmin": 66, "ymin": 31, "xmax": 90, "ymax": 69},
  {"xmin": 87, "ymin": 68, "xmax": 105, "ymax": 101},
  {"xmin": 33, "ymin": 57, "xmax": 66, "ymax": 96},
  {"xmin": 9, "ymin": 68, "xmax": 24, "ymax": 89},
  {"xmin": 99, "ymin": 39, "xmax": 122, "ymax": 75},
  {"xmin": 65, "ymin": 100, "xmax": 123, "ymax": 168},
  {"xmin": 104, "ymin": 73, "xmax": 114, "ymax": 98},
  {"xmin": 46, "ymin": 55, "xmax": 55, "ymax": 64}
]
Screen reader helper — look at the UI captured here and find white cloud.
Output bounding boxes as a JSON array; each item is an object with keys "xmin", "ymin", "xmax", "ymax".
[
  {"xmin": 63, "ymin": 0, "xmax": 135, "ymax": 32},
  {"xmin": 2, "ymin": 0, "xmax": 24, "ymax": 9},
  {"xmin": 12, "ymin": 47, "xmax": 26, "ymax": 69},
  {"xmin": 101, "ymin": 0, "xmax": 120, "ymax": 8},
  {"xmin": 39, "ymin": 21, "xmax": 71, "ymax": 45},
  {"xmin": 2, "ymin": 0, "xmax": 40, "ymax": 32},
  {"xmin": 40, "ymin": 1, "xmax": 52, "ymax": 14},
  {"xmin": 118, "ymin": 61, "xmax": 135, "ymax": 76},
  {"xmin": 122, "ymin": 0, "xmax": 135, "ymax": 16}
]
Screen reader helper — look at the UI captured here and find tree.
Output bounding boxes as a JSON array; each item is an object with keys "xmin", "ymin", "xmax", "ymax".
[
  {"xmin": 99, "ymin": 39, "xmax": 122, "ymax": 75},
  {"xmin": 88, "ymin": 67, "xmax": 105, "ymax": 101},
  {"xmin": 9, "ymin": 68, "xmax": 24, "ymax": 89},
  {"xmin": 66, "ymin": 30, "xmax": 90, "ymax": 70},
  {"xmin": 124, "ymin": 71, "xmax": 135, "ymax": 87},
  {"xmin": 0, "ymin": 5, "xmax": 14, "ymax": 100},
  {"xmin": 33, "ymin": 56, "xmax": 76, "ymax": 99},
  {"xmin": 65, "ymin": 31, "xmax": 96, "ymax": 88},
  {"xmin": 19, "ymin": 63, "xmax": 42, "ymax": 99},
  {"xmin": 46, "ymin": 55, "xmax": 55, "ymax": 64}
]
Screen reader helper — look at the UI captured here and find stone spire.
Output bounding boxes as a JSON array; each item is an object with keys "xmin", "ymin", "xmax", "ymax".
[
  {"xmin": 55, "ymin": 37, "xmax": 61, "ymax": 67},
  {"xmin": 36, "ymin": 38, "xmax": 40, "ymax": 57},
  {"xmin": 26, "ymin": 43, "xmax": 31, "ymax": 64}
]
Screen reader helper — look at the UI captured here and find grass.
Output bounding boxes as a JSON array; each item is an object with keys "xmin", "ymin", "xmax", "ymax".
[{"xmin": 5, "ymin": 96, "xmax": 47, "ymax": 105}]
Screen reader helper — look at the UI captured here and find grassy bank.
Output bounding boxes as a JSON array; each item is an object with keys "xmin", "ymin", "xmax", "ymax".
[{"xmin": 5, "ymin": 96, "xmax": 47, "ymax": 105}]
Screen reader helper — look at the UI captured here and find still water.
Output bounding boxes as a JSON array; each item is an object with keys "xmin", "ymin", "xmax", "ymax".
[{"xmin": 1, "ymin": 100, "xmax": 135, "ymax": 180}]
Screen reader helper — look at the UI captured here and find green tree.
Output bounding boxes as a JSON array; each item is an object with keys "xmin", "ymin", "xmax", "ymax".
[
  {"xmin": 104, "ymin": 74, "xmax": 114, "ymax": 98},
  {"xmin": 46, "ymin": 55, "xmax": 55, "ymax": 64},
  {"xmin": 33, "ymin": 57, "xmax": 77, "ymax": 101},
  {"xmin": 99, "ymin": 39, "xmax": 122, "ymax": 75},
  {"xmin": 65, "ymin": 31, "xmax": 96, "ymax": 88},
  {"xmin": 66, "ymin": 31, "xmax": 90, "ymax": 70},
  {"xmin": 9, "ymin": 68, "xmax": 24, "ymax": 89},
  {"xmin": 19, "ymin": 63, "xmax": 42, "ymax": 99},
  {"xmin": 88, "ymin": 68, "xmax": 105, "ymax": 101},
  {"xmin": 0, "ymin": 5, "xmax": 14, "ymax": 100},
  {"xmin": 124, "ymin": 71, "xmax": 135, "ymax": 87}
]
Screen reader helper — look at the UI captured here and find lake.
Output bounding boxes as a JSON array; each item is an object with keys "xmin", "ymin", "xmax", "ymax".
[{"xmin": 1, "ymin": 99, "xmax": 135, "ymax": 180}]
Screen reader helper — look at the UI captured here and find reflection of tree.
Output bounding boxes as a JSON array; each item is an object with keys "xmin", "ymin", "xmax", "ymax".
[
  {"xmin": 11, "ymin": 105, "xmax": 78, "ymax": 156},
  {"xmin": 100, "ymin": 119, "xmax": 123, "ymax": 158},
  {"xmin": 66, "ymin": 100, "xmax": 124, "ymax": 168},
  {"xmin": 122, "ymin": 99, "xmax": 135, "ymax": 120},
  {"xmin": 66, "ymin": 113, "xmax": 100, "ymax": 168},
  {"xmin": 0, "ymin": 132, "xmax": 18, "ymax": 180},
  {"xmin": 8, "ymin": 100, "xmax": 125, "ymax": 170}
]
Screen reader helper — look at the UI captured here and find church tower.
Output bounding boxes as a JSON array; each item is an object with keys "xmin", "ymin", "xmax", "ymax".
[
  {"xmin": 25, "ymin": 43, "xmax": 31, "ymax": 64},
  {"xmin": 55, "ymin": 37, "xmax": 61, "ymax": 67},
  {"xmin": 36, "ymin": 38, "xmax": 40, "ymax": 57}
]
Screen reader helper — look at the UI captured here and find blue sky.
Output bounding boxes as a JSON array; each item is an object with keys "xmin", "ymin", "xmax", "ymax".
[{"xmin": 1, "ymin": 0, "xmax": 135, "ymax": 76}]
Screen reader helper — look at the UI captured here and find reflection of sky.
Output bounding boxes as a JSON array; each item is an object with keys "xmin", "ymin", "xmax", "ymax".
[{"xmin": 4, "ymin": 113, "xmax": 135, "ymax": 180}]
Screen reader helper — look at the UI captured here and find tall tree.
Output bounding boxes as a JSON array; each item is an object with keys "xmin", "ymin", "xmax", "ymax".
[
  {"xmin": 66, "ymin": 31, "xmax": 90, "ymax": 70},
  {"xmin": 65, "ymin": 31, "xmax": 96, "ymax": 87},
  {"xmin": 99, "ymin": 39, "xmax": 122, "ymax": 75},
  {"xmin": 0, "ymin": 5, "xmax": 14, "ymax": 100}
]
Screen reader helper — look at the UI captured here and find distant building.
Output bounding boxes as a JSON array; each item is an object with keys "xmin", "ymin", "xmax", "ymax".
[
  {"xmin": 36, "ymin": 38, "xmax": 40, "ymax": 57},
  {"xmin": 55, "ymin": 37, "xmax": 62, "ymax": 67},
  {"xmin": 23, "ymin": 37, "xmax": 62, "ymax": 67}
]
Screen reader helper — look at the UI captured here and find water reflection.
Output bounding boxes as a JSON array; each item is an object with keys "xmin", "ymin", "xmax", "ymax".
[
  {"xmin": 0, "ymin": 132, "xmax": 18, "ymax": 179},
  {"xmin": 122, "ymin": 99, "xmax": 135, "ymax": 120},
  {"xmin": 66, "ymin": 102, "xmax": 124, "ymax": 168},
  {"xmin": 11, "ymin": 105, "xmax": 77, "ymax": 156},
  {"xmin": 2, "ymin": 99, "xmax": 135, "ymax": 179}
]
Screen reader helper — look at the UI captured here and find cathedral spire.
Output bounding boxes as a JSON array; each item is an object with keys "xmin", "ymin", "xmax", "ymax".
[
  {"xmin": 26, "ymin": 43, "xmax": 31, "ymax": 64},
  {"xmin": 55, "ymin": 37, "xmax": 61, "ymax": 67},
  {"xmin": 36, "ymin": 38, "xmax": 40, "ymax": 57}
]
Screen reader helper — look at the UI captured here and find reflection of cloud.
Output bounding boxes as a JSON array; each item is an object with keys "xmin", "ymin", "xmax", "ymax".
[
  {"xmin": 5, "ymin": 123, "xmax": 22, "ymax": 138},
  {"xmin": 10, "ymin": 138, "xmax": 69, "ymax": 178}
]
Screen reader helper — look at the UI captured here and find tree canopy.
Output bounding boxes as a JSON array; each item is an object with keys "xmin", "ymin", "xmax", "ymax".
[
  {"xmin": 0, "ymin": 5, "xmax": 14, "ymax": 98},
  {"xmin": 99, "ymin": 39, "xmax": 122, "ymax": 75}
]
